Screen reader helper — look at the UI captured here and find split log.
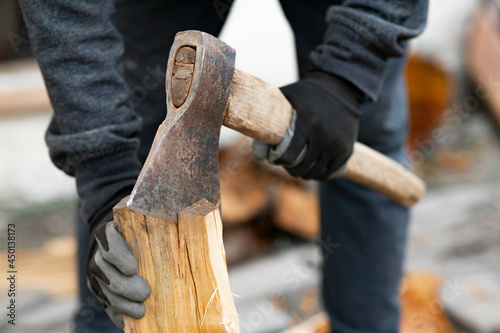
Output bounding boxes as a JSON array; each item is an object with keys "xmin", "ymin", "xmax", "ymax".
[{"xmin": 114, "ymin": 197, "xmax": 239, "ymax": 333}]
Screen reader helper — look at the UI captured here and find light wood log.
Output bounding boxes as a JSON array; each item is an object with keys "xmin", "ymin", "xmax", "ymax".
[
  {"xmin": 223, "ymin": 68, "xmax": 426, "ymax": 207},
  {"xmin": 114, "ymin": 197, "xmax": 239, "ymax": 333}
]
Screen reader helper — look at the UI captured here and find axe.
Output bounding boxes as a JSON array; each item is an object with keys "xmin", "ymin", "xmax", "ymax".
[{"xmin": 113, "ymin": 30, "xmax": 426, "ymax": 332}]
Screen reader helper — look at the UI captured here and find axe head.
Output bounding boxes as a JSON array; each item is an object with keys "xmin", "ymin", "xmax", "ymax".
[{"xmin": 127, "ymin": 31, "xmax": 236, "ymax": 221}]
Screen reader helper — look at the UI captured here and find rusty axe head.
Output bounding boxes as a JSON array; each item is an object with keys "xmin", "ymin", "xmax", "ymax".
[{"xmin": 127, "ymin": 31, "xmax": 236, "ymax": 221}]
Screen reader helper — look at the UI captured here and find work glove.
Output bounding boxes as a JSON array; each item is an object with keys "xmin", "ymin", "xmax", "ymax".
[
  {"xmin": 253, "ymin": 70, "xmax": 365, "ymax": 180},
  {"xmin": 87, "ymin": 221, "xmax": 151, "ymax": 329}
]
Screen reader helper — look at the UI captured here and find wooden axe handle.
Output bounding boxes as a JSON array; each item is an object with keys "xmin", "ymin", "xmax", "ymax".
[{"xmin": 223, "ymin": 69, "xmax": 426, "ymax": 207}]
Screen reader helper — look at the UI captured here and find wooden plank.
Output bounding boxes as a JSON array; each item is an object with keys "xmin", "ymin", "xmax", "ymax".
[
  {"xmin": 0, "ymin": 59, "xmax": 51, "ymax": 116},
  {"xmin": 114, "ymin": 197, "xmax": 239, "ymax": 333},
  {"xmin": 0, "ymin": 237, "xmax": 77, "ymax": 297}
]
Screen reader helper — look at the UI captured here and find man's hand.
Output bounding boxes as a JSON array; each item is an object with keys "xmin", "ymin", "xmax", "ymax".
[
  {"xmin": 253, "ymin": 71, "xmax": 364, "ymax": 180},
  {"xmin": 87, "ymin": 221, "xmax": 151, "ymax": 329}
]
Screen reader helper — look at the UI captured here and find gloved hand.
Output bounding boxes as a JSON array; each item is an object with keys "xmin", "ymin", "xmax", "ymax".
[
  {"xmin": 253, "ymin": 70, "xmax": 365, "ymax": 180},
  {"xmin": 87, "ymin": 221, "xmax": 151, "ymax": 329}
]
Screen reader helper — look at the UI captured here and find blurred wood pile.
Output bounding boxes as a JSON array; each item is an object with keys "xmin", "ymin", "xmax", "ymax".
[
  {"xmin": 400, "ymin": 273, "xmax": 462, "ymax": 333},
  {"xmin": 217, "ymin": 137, "xmax": 320, "ymax": 264},
  {"xmin": 281, "ymin": 273, "xmax": 462, "ymax": 333},
  {"xmin": 406, "ymin": 56, "xmax": 453, "ymax": 152},
  {"xmin": 0, "ymin": 237, "xmax": 462, "ymax": 333},
  {"xmin": 0, "ymin": 237, "xmax": 77, "ymax": 298}
]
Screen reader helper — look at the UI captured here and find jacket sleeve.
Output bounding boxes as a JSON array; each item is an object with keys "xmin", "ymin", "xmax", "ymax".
[
  {"xmin": 18, "ymin": 0, "xmax": 143, "ymax": 224},
  {"xmin": 311, "ymin": 0, "xmax": 429, "ymax": 101}
]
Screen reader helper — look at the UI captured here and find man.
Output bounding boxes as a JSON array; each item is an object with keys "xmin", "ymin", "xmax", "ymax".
[{"xmin": 19, "ymin": 0, "xmax": 428, "ymax": 332}]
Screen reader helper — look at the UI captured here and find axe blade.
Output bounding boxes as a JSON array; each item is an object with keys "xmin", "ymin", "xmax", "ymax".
[{"xmin": 127, "ymin": 31, "xmax": 236, "ymax": 221}]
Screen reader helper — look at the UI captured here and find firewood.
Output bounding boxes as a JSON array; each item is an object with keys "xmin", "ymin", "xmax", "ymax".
[{"xmin": 273, "ymin": 182, "xmax": 320, "ymax": 240}]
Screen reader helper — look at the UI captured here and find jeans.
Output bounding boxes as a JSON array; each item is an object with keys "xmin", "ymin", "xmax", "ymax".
[
  {"xmin": 75, "ymin": 0, "xmax": 410, "ymax": 332},
  {"xmin": 320, "ymin": 56, "xmax": 410, "ymax": 333}
]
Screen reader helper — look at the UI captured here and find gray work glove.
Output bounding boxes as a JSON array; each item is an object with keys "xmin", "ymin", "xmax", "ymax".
[{"xmin": 87, "ymin": 221, "xmax": 151, "ymax": 328}]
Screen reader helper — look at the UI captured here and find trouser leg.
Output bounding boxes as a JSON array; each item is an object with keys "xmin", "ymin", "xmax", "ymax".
[
  {"xmin": 319, "ymin": 56, "xmax": 410, "ymax": 333},
  {"xmin": 278, "ymin": 1, "xmax": 410, "ymax": 331}
]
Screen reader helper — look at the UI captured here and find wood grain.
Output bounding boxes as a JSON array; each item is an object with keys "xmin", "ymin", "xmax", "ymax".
[
  {"xmin": 224, "ymin": 69, "xmax": 292, "ymax": 146},
  {"xmin": 114, "ymin": 197, "xmax": 239, "ymax": 333},
  {"xmin": 345, "ymin": 143, "xmax": 426, "ymax": 207}
]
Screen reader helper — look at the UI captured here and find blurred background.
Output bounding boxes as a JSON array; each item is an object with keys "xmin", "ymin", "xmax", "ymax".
[{"xmin": 1, "ymin": 0, "xmax": 500, "ymax": 332}]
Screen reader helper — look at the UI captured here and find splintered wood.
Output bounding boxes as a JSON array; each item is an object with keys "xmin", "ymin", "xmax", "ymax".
[{"xmin": 114, "ymin": 197, "xmax": 239, "ymax": 333}]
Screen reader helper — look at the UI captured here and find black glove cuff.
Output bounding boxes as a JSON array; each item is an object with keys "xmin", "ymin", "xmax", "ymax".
[
  {"xmin": 305, "ymin": 70, "xmax": 366, "ymax": 106},
  {"xmin": 85, "ymin": 185, "xmax": 133, "ymax": 280},
  {"xmin": 88, "ymin": 186, "xmax": 133, "ymax": 237},
  {"xmin": 75, "ymin": 150, "xmax": 142, "ymax": 224}
]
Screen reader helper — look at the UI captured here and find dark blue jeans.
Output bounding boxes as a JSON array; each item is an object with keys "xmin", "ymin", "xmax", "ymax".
[
  {"xmin": 320, "ymin": 55, "xmax": 410, "ymax": 333},
  {"xmin": 74, "ymin": 1, "xmax": 409, "ymax": 332}
]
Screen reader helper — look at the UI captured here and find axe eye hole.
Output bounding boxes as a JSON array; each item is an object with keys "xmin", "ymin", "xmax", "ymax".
[{"xmin": 171, "ymin": 46, "xmax": 196, "ymax": 108}]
